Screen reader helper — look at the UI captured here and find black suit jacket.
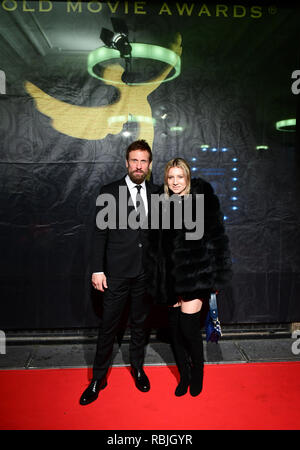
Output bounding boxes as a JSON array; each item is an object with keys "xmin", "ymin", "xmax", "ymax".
[{"xmin": 91, "ymin": 176, "xmax": 158, "ymax": 278}]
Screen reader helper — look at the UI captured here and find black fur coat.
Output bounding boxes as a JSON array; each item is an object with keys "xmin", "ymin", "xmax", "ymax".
[{"xmin": 147, "ymin": 178, "xmax": 232, "ymax": 305}]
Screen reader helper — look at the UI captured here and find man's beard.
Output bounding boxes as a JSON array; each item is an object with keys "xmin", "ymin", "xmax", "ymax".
[{"xmin": 128, "ymin": 170, "xmax": 148, "ymax": 184}]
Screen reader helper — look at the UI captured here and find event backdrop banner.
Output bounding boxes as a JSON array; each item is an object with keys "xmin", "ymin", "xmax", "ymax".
[{"xmin": 0, "ymin": 1, "xmax": 299, "ymax": 329}]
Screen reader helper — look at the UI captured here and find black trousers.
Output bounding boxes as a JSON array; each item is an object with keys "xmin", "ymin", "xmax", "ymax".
[{"xmin": 92, "ymin": 271, "xmax": 150, "ymax": 381}]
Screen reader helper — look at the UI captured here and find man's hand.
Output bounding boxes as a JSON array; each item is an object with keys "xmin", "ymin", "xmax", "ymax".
[{"xmin": 92, "ymin": 273, "xmax": 108, "ymax": 292}]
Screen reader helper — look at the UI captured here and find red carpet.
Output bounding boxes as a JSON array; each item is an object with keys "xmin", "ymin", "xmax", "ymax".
[{"xmin": 0, "ymin": 362, "xmax": 300, "ymax": 430}]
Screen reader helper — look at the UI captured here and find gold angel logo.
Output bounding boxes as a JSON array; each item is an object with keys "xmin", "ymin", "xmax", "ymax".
[{"xmin": 25, "ymin": 34, "xmax": 182, "ymax": 148}]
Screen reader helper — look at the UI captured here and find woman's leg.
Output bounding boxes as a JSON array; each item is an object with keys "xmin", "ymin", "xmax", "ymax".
[
  {"xmin": 180, "ymin": 298, "xmax": 203, "ymax": 314},
  {"xmin": 179, "ymin": 299, "xmax": 204, "ymax": 396},
  {"xmin": 168, "ymin": 305, "xmax": 191, "ymax": 396}
]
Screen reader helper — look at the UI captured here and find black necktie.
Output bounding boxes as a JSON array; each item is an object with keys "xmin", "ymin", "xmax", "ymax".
[{"xmin": 135, "ymin": 185, "xmax": 146, "ymax": 222}]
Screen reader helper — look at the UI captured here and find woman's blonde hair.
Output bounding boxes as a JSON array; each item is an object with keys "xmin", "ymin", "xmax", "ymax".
[{"xmin": 164, "ymin": 157, "xmax": 191, "ymax": 196}]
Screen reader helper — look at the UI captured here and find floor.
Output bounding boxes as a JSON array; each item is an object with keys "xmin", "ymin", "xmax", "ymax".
[{"xmin": 1, "ymin": 334, "xmax": 300, "ymax": 370}]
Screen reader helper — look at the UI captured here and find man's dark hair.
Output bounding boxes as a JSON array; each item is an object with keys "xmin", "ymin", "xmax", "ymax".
[{"xmin": 126, "ymin": 139, "xmax": 152, "ymax": 162}]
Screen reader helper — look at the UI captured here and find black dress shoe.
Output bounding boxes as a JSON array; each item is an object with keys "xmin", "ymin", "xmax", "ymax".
[
  {"xmin": 79, "ymin": 378, "xmax": 107, "ymax": 405},
  {"xmin": 175, "ymin": 374, "xmax": 191, "ymax": 397},
  {"xmin": 131, "ymin": 367, "xmax": 150, "ymax": 392}
]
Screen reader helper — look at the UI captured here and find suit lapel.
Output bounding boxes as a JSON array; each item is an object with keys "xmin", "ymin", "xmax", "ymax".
[
  {"xmin": 145, "ymin": 180, "xmax": 152, "ymax": 218},
  {"xmin": 119, "ymin": 176, "xmax": 135, "ymax": 215}
]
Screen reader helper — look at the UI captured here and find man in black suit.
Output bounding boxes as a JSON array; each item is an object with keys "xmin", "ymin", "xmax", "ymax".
[{"xmin": 80, "ymin": 139, "xmax": 156, "ymax": 405}]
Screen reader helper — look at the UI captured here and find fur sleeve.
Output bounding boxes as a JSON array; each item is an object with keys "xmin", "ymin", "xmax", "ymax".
[{"xmin": 192, "ymin": 178, "xmax": 232, "ymax": 289}]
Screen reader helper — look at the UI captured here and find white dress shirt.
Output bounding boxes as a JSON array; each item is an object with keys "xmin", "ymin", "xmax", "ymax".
[
  {"xmin": 125, "ymin": 174, "xmax": 148, "ymax": 216},
  {"xmin": 93, "ymin": 176, "xmax": 148, "ymax": 275}
]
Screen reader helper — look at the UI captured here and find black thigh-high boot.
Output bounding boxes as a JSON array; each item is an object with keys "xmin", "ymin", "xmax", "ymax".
[
  {"xmin": 168, "ymin": 307, "xmax": 191, "ymax": 396},
  {"xmin": 179, "ymin": 310, "xmax": 204, "ymax": 396}
]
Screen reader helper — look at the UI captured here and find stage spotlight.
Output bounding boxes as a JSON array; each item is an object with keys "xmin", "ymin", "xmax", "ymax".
[{"xmin": 100, "ymin": 18, "xmax": 132, "ymax": 59}]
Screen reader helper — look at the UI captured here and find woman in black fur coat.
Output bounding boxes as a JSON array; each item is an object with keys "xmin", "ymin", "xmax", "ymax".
[{"xmin": 149, "ymin": 158, "xmax": 232, "ymax": 397}]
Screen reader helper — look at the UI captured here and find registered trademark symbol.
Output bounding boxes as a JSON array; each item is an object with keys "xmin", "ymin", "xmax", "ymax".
[{"xmin": 268, "ymin": 5, "xmax": 277, "ymax": 14}]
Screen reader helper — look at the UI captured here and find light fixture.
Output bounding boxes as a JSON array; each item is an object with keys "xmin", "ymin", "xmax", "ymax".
[
  {"xmin": 275, "ymin": 119, "xmax": 296, "ymax": 132},
  {"xmin": 88, "ymin": 43, "xmax": 181, "ymax": 86},
  {"xmin": 256, "ymin": 145, "xmax": 269, "ymax": 150},
  {"xmin": 100, "ymin": 18, "xmax": 132, "ymax": 59},
  {"xmin": 170, "ymin": 126, "xmax": 183, "ymax": 132},
  {"xmin": 108, "ymin": 115, "xmax": 156, "ymax": 126}
]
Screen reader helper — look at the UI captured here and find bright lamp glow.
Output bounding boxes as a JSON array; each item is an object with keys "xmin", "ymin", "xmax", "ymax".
[
  {"xmin": 275, "ymin": 119, "xmax": 296, "ymax": 131},
  {"xmin": 108, "ymin": 115, "xmax": 156, "ymax": 125},
  {"xmin": 256, "ymin": 145, "xmax": 269, "ymax": 150}
]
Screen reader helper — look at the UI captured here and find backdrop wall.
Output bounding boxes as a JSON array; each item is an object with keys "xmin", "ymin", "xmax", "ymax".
[{"xmin": 0, "ymin": 1, "xmax": 299, "ymax": 329}]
